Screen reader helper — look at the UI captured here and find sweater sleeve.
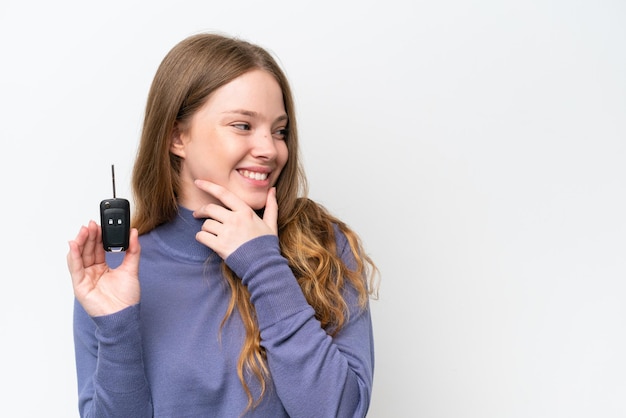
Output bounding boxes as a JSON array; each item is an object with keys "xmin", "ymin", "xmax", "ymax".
[
  {"xmin": 73, "ymin": 300, "xmax": 153, "ymax": 417},
  {"xmin": 225, "ymin": 230, "xmax": 375, "ymax": 418}
]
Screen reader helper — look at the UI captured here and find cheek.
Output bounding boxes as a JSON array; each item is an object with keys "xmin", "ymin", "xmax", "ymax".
[
  {"xmin": 183, "ymin": 143, "xmax": 227, "ymax": 181},
  {"xmin": 277, "ymin": 142, "xmax": 289, "ymax": 169}
]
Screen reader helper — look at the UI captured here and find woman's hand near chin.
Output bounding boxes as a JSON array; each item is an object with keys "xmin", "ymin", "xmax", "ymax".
[{"xmin": 192, "ymin": 179, "xmax": 278, "ymax": 260}]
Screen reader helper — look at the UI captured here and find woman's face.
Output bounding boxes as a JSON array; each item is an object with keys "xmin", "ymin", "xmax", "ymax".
[{"xmin": 171, "ymin": 69, "xmax": 289, "ymax": 210}]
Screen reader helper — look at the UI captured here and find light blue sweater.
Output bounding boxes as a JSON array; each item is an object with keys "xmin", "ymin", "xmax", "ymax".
[{"xmin": 73, "ymin": 206, "xmax": 374, "ymax": 417}]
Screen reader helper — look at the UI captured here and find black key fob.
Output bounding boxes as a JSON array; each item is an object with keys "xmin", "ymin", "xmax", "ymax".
[{"xmin": 100, "ymin": 165, "xmax": 130, "ymax": 252}]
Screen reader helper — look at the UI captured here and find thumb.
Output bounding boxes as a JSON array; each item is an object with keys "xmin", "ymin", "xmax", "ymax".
[{"xmin": 263, "ymin": 187, "xmax": 279, "ymax": 235}]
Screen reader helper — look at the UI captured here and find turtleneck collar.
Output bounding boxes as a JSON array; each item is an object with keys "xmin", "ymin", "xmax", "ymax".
[{"xmin": 151, "ymin": 205, "xmax": 216, "ymax": 262}]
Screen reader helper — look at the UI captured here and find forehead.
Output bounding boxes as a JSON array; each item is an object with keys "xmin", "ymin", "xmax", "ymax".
[
  {"xmin": 216, "ymin": 69, "xmax": 281, "ymax": 99},
  {"xmin": 198, "ymin": 70, "xmax": 286, "ymax": 117}
]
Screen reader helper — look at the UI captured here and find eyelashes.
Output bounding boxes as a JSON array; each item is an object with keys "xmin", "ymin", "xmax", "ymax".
[{"xmin": 231, "ymin": 123, "xmax": 288, "ymax": 140}]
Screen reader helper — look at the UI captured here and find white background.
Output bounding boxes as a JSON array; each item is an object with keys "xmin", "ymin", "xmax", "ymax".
[{"xmin": 0, "ymin": 1, "xmax": 624, "ymax": 417}]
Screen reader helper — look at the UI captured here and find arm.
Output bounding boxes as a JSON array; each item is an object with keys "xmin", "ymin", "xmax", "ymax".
[
  {"xmin": 68, "ymin": 221, "xmax": 152, "ymax": 417},
  {"xmin": 192, "ymin": 181, "xmax": 374, "ymax": 416},
  {"xmin": 73, "ymin": 301, "xmax": 153, "ymax": 417},
  {"xmin": 226, "ymin": 232, "xmax": 374, "ymax": 418}
]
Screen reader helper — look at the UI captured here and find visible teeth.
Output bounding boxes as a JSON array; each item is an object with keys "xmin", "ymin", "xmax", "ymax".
[{"xmin": 240, "ymin": 170, "xmax": 268, "ymax": 180}]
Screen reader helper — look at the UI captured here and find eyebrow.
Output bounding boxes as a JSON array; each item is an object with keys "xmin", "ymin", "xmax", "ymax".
[{"xmin": 222, "ymin": 109, "xmax": 288, "ymax": 123}]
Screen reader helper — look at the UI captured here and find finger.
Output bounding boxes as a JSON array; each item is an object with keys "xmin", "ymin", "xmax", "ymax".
[
  {"xmin": 194, "ymin": 203, "xmax": 231, "ymax": 224},
  {"xmin": 67, "ymin": 226, "xmax": 89, "ymax": 286},
  {"xmin": 198, "ymin": 218, "xmax": 222, "ymax": 237},
  {"xmin": 81, "ymin": 220, "xmax": 101, "ymax": 267},
  {"xmin": 195, "ymin": 230, "xmax": 217, "ymax": 249},
  {"xmin": 263, "ymin": 187, "xmax": 278, "ymax": 235},
  {"xmin": 119, "ymin": 228, "xmax": 141, "ymax": 275},
  {"xmin": 92, "ymin": 220, "xmax": 106, "ymax": 265},
  {"xmin": 194, "ymin": 179, "xmax": 249, "ymax": 212},
  {"xmin": 71, "ymin": 224, "xmax": 91, "ymax": 249}
]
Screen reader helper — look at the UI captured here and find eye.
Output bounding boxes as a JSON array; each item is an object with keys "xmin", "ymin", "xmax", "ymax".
[
  {"xmin": 232, "ymin": 123, "xmax": 251, "ymax": 131},
  {"xmin": 273, "ymin": 128, "xmax": 288, "ymax": 141}
]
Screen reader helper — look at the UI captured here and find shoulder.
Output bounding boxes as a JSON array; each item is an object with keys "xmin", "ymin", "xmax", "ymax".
[
  {"xmin": 295, "ymin": 197, "xmax": 353, "ymax": 252},
  {"xmin": 332, "ymin": 223, "xmax": 350, "ymax": 253},
  {"xmin": 331, "ymin": 223, "xmax": 361, "ymax": 272}
]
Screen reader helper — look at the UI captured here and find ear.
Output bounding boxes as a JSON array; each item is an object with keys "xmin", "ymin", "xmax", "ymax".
[{"xmin": 169, "ymin": 122, "xmax": 186, "ymax": 158}]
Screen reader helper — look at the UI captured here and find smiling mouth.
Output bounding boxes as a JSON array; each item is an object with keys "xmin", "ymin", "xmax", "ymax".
[{"xmin": 238, "ymin": 169, "xmax": 269, "ymax": 181}]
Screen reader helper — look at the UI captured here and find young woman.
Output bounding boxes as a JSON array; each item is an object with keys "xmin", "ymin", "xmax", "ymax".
[{"xmin": 67, "ymin": 32, "xmax": 378, "ymax": 417}]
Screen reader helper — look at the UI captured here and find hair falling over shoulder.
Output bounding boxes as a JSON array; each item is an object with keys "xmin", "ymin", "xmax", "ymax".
[
  {"xmin": 221, "ymin": 197, "xmax": 379, "ymax": 411},
  {"xmin": 129, "ymin": 32, "xmax": 379, "ymax": 412}
]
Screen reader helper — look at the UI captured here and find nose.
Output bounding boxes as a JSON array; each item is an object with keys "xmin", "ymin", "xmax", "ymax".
[{"xmin": 251, "ymin": 129, "xmax": 278, "ymax": 160}]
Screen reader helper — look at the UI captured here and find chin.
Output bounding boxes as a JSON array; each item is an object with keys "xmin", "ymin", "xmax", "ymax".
[
  {"xmin": 246, "ymin": 200, "xmax": 266, "ymax": 211},
  {"xmin": 237, "ymin": 187, "xmax": 270, "ymax": 211},
  {"xmin": 237, "ymin": 193, "xmax": 265, "ymax": 210}
]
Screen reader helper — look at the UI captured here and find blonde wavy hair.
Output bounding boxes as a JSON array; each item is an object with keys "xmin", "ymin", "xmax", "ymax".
[{"xmin": 131, "ymin": 33, "xmax": 378, "ymax": 411}]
